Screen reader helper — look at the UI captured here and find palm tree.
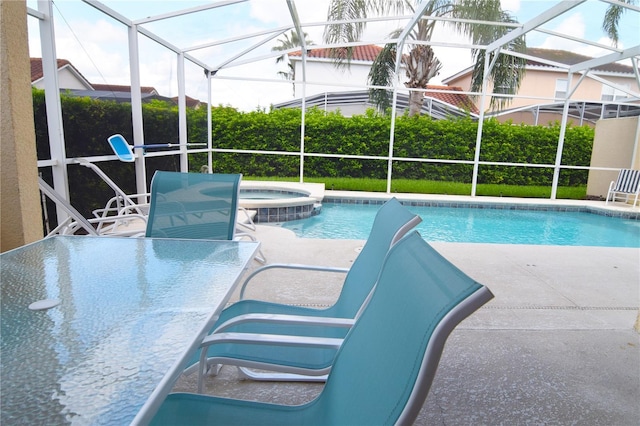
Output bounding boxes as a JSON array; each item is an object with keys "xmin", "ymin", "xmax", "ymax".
[
  {"xmin": 272, "ymin": 30, "xmax": 314, "ymax": 84},
  {"xmin": 602, "ymin": 0, "xmax": 637, "ymax": 47},
  {"xmin": 324, "ymin": 0, "xmax": 526, "ymax": 115}
]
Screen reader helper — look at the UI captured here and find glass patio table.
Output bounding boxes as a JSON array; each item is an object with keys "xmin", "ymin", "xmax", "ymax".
[{"xmin": 0, "ymin": 235, "xmax": 260, "ymax": 425}]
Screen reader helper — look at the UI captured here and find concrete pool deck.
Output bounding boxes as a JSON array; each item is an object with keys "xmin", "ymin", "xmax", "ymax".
[{"xmin": 173, "ymin": 198, "xmax": 639, "ymax": 424}]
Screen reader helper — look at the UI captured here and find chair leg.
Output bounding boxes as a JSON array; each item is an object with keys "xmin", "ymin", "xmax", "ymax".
[{"xmin": 254, "ymin": 248, "xmax": 267, "ymax": 264}]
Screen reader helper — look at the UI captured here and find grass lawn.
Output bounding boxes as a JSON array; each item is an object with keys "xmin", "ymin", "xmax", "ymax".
[{"xmin": 244, "ymin": 177, "xmax": 588, "ymax": 200}]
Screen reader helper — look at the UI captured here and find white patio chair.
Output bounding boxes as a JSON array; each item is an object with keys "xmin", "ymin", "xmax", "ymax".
[
  {"xmin": 605, "ymin": 169, "xmax": 640, "ymax": 207},
  {"xmin": 38, "ymin": 177, "xmax": 146, "ymax": 237}
]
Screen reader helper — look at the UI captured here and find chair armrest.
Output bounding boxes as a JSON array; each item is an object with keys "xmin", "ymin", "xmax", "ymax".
[
  {"xmin": 195, "ymin": 332, "xmax": 343, "ymax": 390},
  {"xmin": 200, "ymin": 332, "xmax": 343, "ymax": 349},
  {"xmin": 89, "ymin": 213, "xmax": 148, "ymax": 236},
  {"xmin": 211, "ymin": 313, "xmax": 355, "ymax": 334},
  {"xmin": 239, "ymin": 263, "xmax": 349, "ymax": 299},
  {"xmin": 46, "ymin": 216, "xmax": 76, "ymax": 236}
]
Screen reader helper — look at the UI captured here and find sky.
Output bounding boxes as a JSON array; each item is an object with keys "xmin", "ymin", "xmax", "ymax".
[{"xmin": 27, "ymin": 0, "xmax": 639, "ymax": 112}]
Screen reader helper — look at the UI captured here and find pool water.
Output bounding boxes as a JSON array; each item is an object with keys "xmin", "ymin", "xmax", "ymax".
[{"xmin": 280, "ymin": 203, "xmax": 640, "ymax": 247}]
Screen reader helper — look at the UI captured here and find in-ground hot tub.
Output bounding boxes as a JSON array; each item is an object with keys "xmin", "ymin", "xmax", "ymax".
[{"xmin": 239, "ymin": 182, "xmax": 323, "ymax": 223}]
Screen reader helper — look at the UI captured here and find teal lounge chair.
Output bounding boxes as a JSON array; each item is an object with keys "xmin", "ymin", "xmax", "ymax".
[
  {"xmin": 185, "ymin": 198, "xmax": 421, "ymax": 385},
  {"xmin": 150, "ymin": 231, "xmax": 494, "ymax": 425}
]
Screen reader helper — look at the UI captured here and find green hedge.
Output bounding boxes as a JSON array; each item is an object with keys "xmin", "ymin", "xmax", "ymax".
[
  {"xmin": 33, "ymin": 89, "xmax": 594, "ymax": 217},
  {"xmin": 197, "ymin": 107, "xmax": 593, "ymax": 187}
]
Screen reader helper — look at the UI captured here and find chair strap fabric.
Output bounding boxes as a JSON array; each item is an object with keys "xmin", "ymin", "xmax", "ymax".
[{"xmin": 613, "ymin": 169, "xmax": 640, "ymax": 193}]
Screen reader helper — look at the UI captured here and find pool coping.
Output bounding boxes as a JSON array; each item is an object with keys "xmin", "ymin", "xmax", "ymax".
[
  {"xmin": 240, "ymin": 181, "xmax": 324, "ymax": 203},
  {"xmin": 323, "ymin": 190, "xmax": 640, "ymax": 220}
]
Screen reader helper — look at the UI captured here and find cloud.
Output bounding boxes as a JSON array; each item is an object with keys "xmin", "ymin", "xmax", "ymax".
[
  {"xmin": 29, "ymin": 16, "xmax": 131, "ymax": 85},
  {"xmin": 28, "ymin": 0, "xmax": 635, "ymax": 112},
  {"xmin": 249, "ymin": 0, "xmax": 293, "ymax": 26},
  {"xmin": 542, "ymin": 12, "xmax": 587, "ymax": 43},
  {"xmin": 534, "ymin": 12, "xmax": 623, "ymax": 59},
  {"xmin": 501, "ymin": 0, "xmax": 521, "ymax": 14},
  {"xmin": 247, "ymin": 0, "xmax": 331, "ymax": 46}
]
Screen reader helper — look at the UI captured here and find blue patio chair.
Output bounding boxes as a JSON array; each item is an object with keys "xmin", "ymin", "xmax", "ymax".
[
  {"xmin": 150, "ymin": 231, "xmax": 494, "ymax": 425},
  {"xmin": 146, "ymin": 171, "xmax": 240, "ymax": 240},
  {"xmin": 146, "ymin": 171, "xmax": 266, "ymax": 262},
  {"xmin": 185, "ymin": 198, "xmax": 421, "ymax": 384}
]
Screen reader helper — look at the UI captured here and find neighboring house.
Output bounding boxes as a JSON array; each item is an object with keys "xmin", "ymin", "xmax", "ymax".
[
  {"xmin": 282, "ymin": 45, "xmax": 476, "ymax": 118},
  {"xmin": 442, "ymin": 47, "xmax": 640, "ymax": 125},
  {"xmin": 31, "ymin": 58, "xmax": 92, "ymax": 90},
  {"xmin": 30, "ymin": 58, "xmax": 201, "ymax": 107},
  {"xmin": 172, "ymin": 95, "xmax": 203, "ymax": 109}
]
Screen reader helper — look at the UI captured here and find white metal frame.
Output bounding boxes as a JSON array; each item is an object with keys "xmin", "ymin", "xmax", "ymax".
[{"xmin": 27, "ymin": 0, "xmax": 640, "ymax": 214}]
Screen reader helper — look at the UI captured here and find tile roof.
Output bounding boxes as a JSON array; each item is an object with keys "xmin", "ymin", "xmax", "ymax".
[
  {"xmin": 171, "ymin": 95, "xmax": 202, "ymax": 108},
  {"xmin": 289, "ymin": 45, "xmax": 384, "ymax": 62},
  {"xmin": 30, "ymin": 57, "xmax": 74, "ymax": 82},
  {"xmin": 525, "ymin": 47, "xmax": 636, "ymax": 74},
  {"xmin": 93, "ymin": 83, "xmax": 158, "ymax": 94},
  {"xmin": 425, "ymin": 85, "xmax": 478, "ymax": 113}
]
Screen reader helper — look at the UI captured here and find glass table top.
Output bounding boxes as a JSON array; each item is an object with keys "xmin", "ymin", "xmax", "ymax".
[{"xmin": 1, "ymin": 236, "xmax": 259, "ymax": 425}]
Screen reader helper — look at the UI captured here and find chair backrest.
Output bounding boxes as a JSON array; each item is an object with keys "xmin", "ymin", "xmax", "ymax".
[
  {"xmin": 313, "ymin": 231, "xmax": 494, "ymax": 424},
  {"xmin": 145, "ymin": 171, "xmax": 241, "ymax": 240},
  {"xmin": 326, "ymin": 198, "xmax": 421, "ymax": 318},
  {"xmin": 613, "ymin": 169, "xmax": 640, "ymax": 193},
  {"xmin": 107, "ymin": 134, "xmax": 136, "ymax": 162},
  {"xmin": 75, "ymin": 158, "xmax": 145, "ymax": 212}
]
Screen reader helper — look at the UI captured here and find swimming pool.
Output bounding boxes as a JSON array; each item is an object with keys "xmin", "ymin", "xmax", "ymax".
[{"xmin": 280, "ymin": 203, "xmax": 640, "ymax": 247}]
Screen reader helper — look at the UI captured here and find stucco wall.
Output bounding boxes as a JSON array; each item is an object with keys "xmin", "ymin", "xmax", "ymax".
[
  {"xmin": 446, "ymin": 68, "xmax": 639, "ymax": 112},
  {"xmin": 292, "ymin": 59, "xmax": 373, "ymax": 98},
  {"xmin": 493, "ymin": 111, "xmax": 593, "ymax": 127},
  {"xmin": 32, "ymin": 66, "xmax": 91, "ymax": 90},
  {"xmin": 512, "ymin": 70, "xmax": 638, "ymax": 109},
  {"xmin": 586, "ymin": 116, "xmax": 640, "ymax": 199},
  {"xmin": 1, "ymin": 0, "xmax": 43, "ymax": 252}
]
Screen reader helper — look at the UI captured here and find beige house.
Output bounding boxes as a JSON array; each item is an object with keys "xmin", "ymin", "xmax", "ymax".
[{"xmin": 443, "ymin": 48, "xmax": 640, "ymax": 126}]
